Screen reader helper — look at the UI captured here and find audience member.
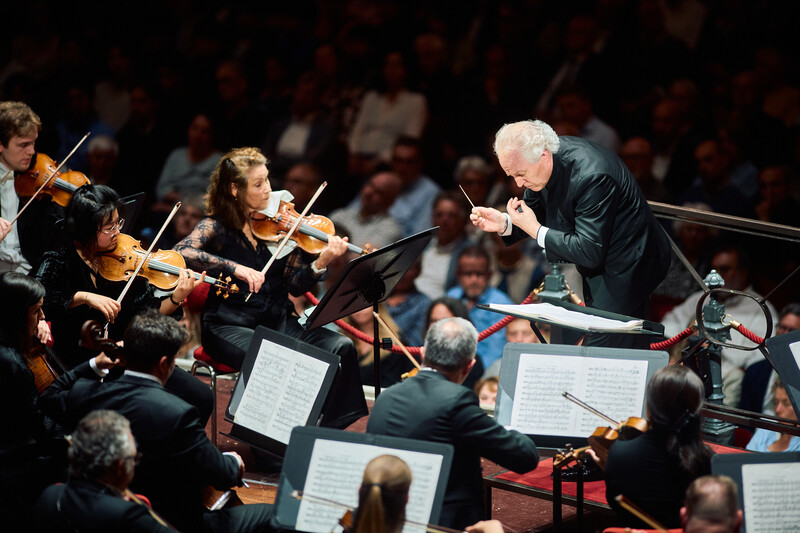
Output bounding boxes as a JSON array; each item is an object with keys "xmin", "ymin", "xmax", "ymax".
[
  {"xmin": 85, "ymin": 134, "xmax": 119, "ymax": 186},
  {"xmin": 329, "ymin": 170, "xmax": 403, "ymax": 250},
  {"xmin": 740, "ymin": 303, "xmax": 800, "ymax": 415},
  {"xmin": 54, "ymin": 81, "xmax": 115, "ymax": 173},
  {"xmin": 447, "ymin": 246, "xmax": 513, "ymax": 370},
  {"xmin": 36, "ymin": 410, "xmax": 176, "ymax": 531},
  {"xmin": 213, "ymin": 59, "xmax": 263, "ymax": 151},
  {"xmin": 649, "ymin": 97, "xmax": 699, "ymax": 197},
  {"xmin": 661, "ymin": 245, "xmax": 778, "ymax": 406},
  {"xmin": 367, "ymin": 317, "xmax": 539, "ymax": 530},
  {"xmin": 474, "ymin": 376, "xmax": 499, "ymax": 408},
  {"xmin": 678, "ymin": 138, "xmax": 753, "ymax": 218},
  {"xmin": 348, "ymin": 51, "xmax": 427, "ymax": 178},
  {"xmin": 603, "ymin": 365, "xmax": 713, "ymax": 529},
  {"xmin": 261, "ymin": 72, "xmax": 336, "ymax": 183},
  {"xmin": 388, "ymin": 136, "xmax": 440, "ymax": 236},
  {"xmin": 454, "ymin": 155, "xmax": 493, "ymax": 216},
  {"xmin": 680, "ymin": 475, "xmax": 742, "ymax": 533},
  {"xmin": 385, "ymin": 259, "xmax": 431, "ymax": 349},
  {"xmin": 556, "ymin": 85, "xmax": 621, "ymax": 152},
  {"xmin": 754, "ymin": 165, "xmax": 800, "ymax": 227},
  {"xmin": 619, "ymin": 136, "xmax": 671, "ymax": 203},
  {"xmin": 155, "ymin": 112, "xmax": 221, "ymax": 203},
  {"xmin": 483, "ymin": 318, "xmax": 542, "ymax": 378},
  {"xmin": 745, "ymin": 379, "xmax": 800, "ymax": 453},
  {"xmin": 486, "ymin": 227, "xmax": 547, "ymax": 305},
  {"xmin": 283, "ymin": 161, "xmax": 325, "ymax": 213}
]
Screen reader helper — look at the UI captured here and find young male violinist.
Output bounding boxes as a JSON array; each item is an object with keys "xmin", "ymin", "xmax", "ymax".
[{"xmin": 0, "ymin": 100, "xmax": 41, "ymax": 272}]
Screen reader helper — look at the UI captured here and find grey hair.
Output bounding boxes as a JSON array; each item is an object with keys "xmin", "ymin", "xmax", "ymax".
[
  {"xmin": 423, "ymin": 317, "xmax": 477, "ymax": 370},
  {"xmin": 68, "ymin": 410, "xmax": 134, "ymax": 479},
  {"xmin": 494, "ymin": 120, "xmax": 560, "ymax": 163},
  {"xmin": 454, "ymin": 155, "xmax": 493, "ymax": 182},
  {"xmin": 87, "ymin": 134, "xmax": 120, "ymax": 155}
]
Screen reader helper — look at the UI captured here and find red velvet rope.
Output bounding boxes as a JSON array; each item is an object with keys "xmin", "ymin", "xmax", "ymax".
[
  {"xmin": 735, "ymin": 323, "xmax": 765, "ymax": 344},
  {"xmin": 649, "ymin": 326, "xmax": 695, "ymax": 350}
]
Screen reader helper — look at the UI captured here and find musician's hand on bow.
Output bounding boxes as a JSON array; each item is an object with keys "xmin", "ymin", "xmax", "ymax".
[
  {"xmin": 316, "ymin": 235, "xmax": 349, "ymax": 270},
  {"xmin": 0, "ymin": 217, "xmax": 10, "ymax": 242},
  {"xmin": 470, "ymin": 206, "xmax": 506, "ymax": 233},
  {"xmin": 82, "ymin": 292, "xmax": 122, "ymax": 323},
  {"xmin": 94, "ymin": 342, "xmax": 123, "ymax": 371},
  {"xmin": 507, "ymin": 197, "xmax": 541, "ymax": 240},
  {"xmin": 234, "ymin": 264, "xmax": 265, "ymax": 294},
  {"xmin": 173, "ymin": 268, "xmax": 204, "ymax": 302}
]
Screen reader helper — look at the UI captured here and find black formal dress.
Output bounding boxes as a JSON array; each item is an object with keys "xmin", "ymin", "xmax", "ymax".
[
  {"xmin": 505, "ymin": 137, "xmax": 671, "ymax": 341},
  {"xmin": 366, "ymin": 370, "xmax": 539, "ymax": 530},
  {"xmin": 604, "ymin": 430, "xmax": 711, "ymax": 529},
  {"xmin": 39, "ymin": 365, "xmax": 273, "ymax": 533},
  {"xmin": 35, "ymin": 246, "xmax": 214, "ymax": 424},
  {"xmin": 36, "ymin": 478, "xmax": 177, "ymax": 532},
  {"xmin": 0, "ymin": 345, "xmax": 67, "ymax": 530},
  {"xmin": 175, "ymin": 217, "xmax": 367, "ymax": 429}
]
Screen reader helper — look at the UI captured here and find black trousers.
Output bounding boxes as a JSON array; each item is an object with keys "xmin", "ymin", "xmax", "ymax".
[{"xmin": 203, "ymin": 317, "xmax": 367, "ymax": 429}]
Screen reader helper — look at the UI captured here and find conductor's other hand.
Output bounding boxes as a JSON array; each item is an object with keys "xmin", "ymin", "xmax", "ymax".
[
  {"xmin": 507, "ymin": 197, "xmax": 540, "ymax": 239},
  {"xmin": 234, "ymin": 265, "xmax": 265, "ymax": 294},
  {"xmin": 470, "ymin": 206, "xmax": 506, "ymax": 233}
]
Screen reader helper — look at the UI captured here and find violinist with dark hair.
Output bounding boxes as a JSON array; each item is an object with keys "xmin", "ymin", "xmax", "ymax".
[
  {"xmin": 34, "ymin": 183, "xmax": 214, "ymax": 423},
  {"xmin": 599, "ymin": 365, "xmax": 713, "ymax": 529},
  {"xmin": 174, "ymin": 147, "xmax": 366, "ymax": 428}
]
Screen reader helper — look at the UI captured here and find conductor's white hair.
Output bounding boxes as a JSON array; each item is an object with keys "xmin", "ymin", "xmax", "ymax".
[{"xmin": 494, "ymin": 120, "xmax": 560, "ymax": 163}]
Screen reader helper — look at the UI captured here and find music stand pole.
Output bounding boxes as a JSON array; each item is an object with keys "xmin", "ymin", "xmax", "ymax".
[{"xmin": 373, "ymin": 301, "xmax": 382, "ymax": 397}]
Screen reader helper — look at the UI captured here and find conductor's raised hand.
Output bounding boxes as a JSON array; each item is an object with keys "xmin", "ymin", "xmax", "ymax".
[
  {"xmin": 470, "ymin": 206, "xmax": 506, "ymax": 233},
  {"xmin": 316, "ymin": 235, "xmax": 349, "ymax": 269},
  {"xmin": 234, "ymin": 264, "xmax": 265, "ymax": 294},
  {"xmin": 507, "ymin": 197, "xmax": 541, "ymax": 239}
]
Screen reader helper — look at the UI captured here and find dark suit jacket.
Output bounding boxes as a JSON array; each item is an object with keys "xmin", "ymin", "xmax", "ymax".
[
  {"xmin": 739, "ymin": 359, "xmax": 774, "ymax": 414},
  {"xmin": 36, "ymin": 478, "xmax": 176, "ymax": 532},
  {"xmin": 40, "ymin": 366, "xmax": 240, "ymax": 533},
  {"xmin": 366, "ymin": 371, "xmax": 539, "ymax": 530},
  {"xmin": 506, "ymin": 137, "xmax": 671, "ymax": 317}
]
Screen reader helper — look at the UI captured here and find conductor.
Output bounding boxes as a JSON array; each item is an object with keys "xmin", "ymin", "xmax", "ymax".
[{"xmin": 471, "ymin": 120, "xmax": 670, "ymax": 347}]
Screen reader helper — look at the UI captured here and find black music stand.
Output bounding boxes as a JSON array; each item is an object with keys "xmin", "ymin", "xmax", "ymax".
[{"xmin": 304, "ymin": 228, "xmax": 437, "ymax": 397}]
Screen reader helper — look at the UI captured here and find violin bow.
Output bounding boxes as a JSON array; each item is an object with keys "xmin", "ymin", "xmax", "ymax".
[
  {"xmin": 562, "ymin": 392, "xmax": 618, "ymax": 426},
  {"xmin": 615, "ymin": 495, "xmax": 668, "ymax": 532},
  {"xmin": 244, "ymin": 181, "xmax": 327, "ymax": 302},
  {"xmin": 115, "ymin": 202, "xmax": 182, "ymax": 305},
  {"xmin": 373, "ymin": 311, "xmax": 421, "ymax": 370},
  {"xmin": 11, "ymin": 132, "xmax": 90, "ymax": 225}
]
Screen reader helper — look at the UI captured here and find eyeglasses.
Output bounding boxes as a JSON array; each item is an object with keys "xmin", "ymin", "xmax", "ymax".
[
  {"xmin": 459, "ymin": 271, "xmax": 489, "ymax": 278},
  {"xmin": 99, "ymin": 218, "xmax": 125, "ymax": 236},
  {"xmin": 777, "ymin": 323, "xmax": 799, "ymax": 334},
  {"xmin": 124, "ymin": 452, "xmax": 142, "ymax": 465}
]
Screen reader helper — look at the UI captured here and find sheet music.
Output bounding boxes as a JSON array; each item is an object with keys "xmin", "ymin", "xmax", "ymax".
[
  {"xmin": 509, "ymin": 353, "xmax": 648, "ymax": 437},
  {"xmin": 234, "ymin": 338, "xmax": 329, "ymax": 444},
  {"xmin": 296, "ymin": 439, "xmax": 443, "ymax": 533},
  {"xmin": 486, "ymin": 302, "xmax": 643, "ymax": 332},
  {"xmin": 743, "ymin": 462, "xmax": 800, "ymax": 533}
]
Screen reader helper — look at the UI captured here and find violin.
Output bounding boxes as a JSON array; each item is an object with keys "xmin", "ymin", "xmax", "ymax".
[
  {"xmin": 557, "ymin": 392, "xmax": 648, "ymax": 469},
  {"xmin": 250, "ymin": 200, "xmax": 368, "ymax": 255},
  {"xmin": 16, "ymin": 153, "xmax": 90, "ymax": 206},
  {"xmin": 96, "ymin": 233, "xmax": 238, "ymax": 296},
  {"xmin": 24, "ymin": 340, "xmax": 68, "ymax": 394}
]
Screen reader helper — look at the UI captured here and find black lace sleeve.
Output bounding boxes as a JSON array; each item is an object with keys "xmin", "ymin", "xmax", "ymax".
[{"xmin": 173, "ymin": 217, "xmax": 239, "ymax": 277}]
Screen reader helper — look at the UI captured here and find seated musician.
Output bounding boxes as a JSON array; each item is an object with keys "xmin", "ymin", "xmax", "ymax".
[
  {"xmin": 0, "ymin": 272, "xmax": 73, "ymax": 527},
  {"xmin": 36, "ymin": 410, "xmax": 177, "ymax": 532},
  {"xmin": 34, "ymin": 184, "xmax": 213, "ymax": 423},
  {"xmin": 745, "ymin": 379, "xmax": 800, "ymax": 452},
  {"xmin": 680, "ymin": 475, "xmax": 742, "ymax": 533},
  {"xmin": 173, "ymin": 146, "xmax": 366, "ymax": 428},
  {"xmin": 600, "ymin": 365, "xmax": 713, "ymax": 529},
  {"xmin": 40, "ymin": 309, "xmax": 274, "ymax": 533},
  {"xmin": 366, "ymin": 317, "xmax": 539, "ymax": 530},
  {"xmin": 349, "ymin": 454, "xmax": 505, "ymax": 533}
]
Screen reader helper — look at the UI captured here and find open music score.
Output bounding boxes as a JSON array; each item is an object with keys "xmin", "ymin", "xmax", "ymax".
[
  {"xmin": 509, "ymin": 353, "xmax": 648, "ymax": 437},
  {"xmin": 742, "ymin": 462, "xmax": 800, "ymax": 533},
  {"xmin": 297, "ymin": 439, "xmax": 443, "ymax": 533}
]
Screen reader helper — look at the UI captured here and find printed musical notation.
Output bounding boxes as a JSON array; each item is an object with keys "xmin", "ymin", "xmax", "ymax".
[
  {"xmin": 509, "ymin": 353, "xmax": 648, "ymax": 437},
  {"xmin": 296, "ymin": 440, "xmax": 443, "ymax": 533},
  {"xmin": 743, "ymin": 462, "xmax": 800, "ymax": 533},
  {"xmin": 234, "ymin": 339, "xmax": 329, "ymax": 443}
]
